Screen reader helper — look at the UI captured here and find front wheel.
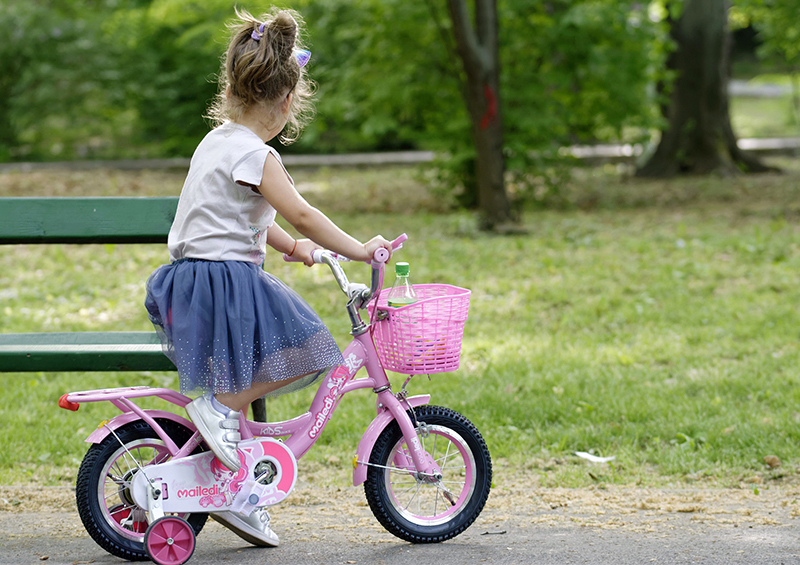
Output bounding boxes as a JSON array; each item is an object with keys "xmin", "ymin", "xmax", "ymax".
[{"xmin": 364, "ymin": 405, "xmax": 492, "ymax": 543}]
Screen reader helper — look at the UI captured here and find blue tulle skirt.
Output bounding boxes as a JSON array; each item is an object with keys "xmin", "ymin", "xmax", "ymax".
[{"xmin": 145, "ymin": 259, "xmax": 343, "ymax": 395}]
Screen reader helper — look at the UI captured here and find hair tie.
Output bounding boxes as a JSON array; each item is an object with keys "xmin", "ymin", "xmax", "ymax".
[
  {"xmin": 250, "ymin": 23, "xmax": 311, "ymax": 68},
  {"xmin": 251, "ymin": 22, "xmax": 266, "ymax": 41}
]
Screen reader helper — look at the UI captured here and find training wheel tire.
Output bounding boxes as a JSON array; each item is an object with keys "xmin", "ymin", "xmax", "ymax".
[{"xmin": 144, "ymin": 516, "xmax": 196, "ymax": 565}]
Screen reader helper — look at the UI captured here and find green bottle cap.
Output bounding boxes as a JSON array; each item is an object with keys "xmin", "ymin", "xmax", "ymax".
[{"xmin": 395, "ymin": 262, "xmax": 410, "ymax": 276}]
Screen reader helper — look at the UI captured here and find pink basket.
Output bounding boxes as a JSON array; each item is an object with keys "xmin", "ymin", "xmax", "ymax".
[{"xmin": 370, "ymin": 284, "xmax": 471, "ymax": 374}]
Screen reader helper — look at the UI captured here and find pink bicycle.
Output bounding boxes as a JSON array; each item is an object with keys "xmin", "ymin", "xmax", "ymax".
[{"xmin": 59, "ymin": 235, "xmax": 492, "ymax": 565}]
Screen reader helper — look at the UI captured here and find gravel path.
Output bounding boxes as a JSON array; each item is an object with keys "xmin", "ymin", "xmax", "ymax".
[{"xmin": 3, "ymin": 469, "xmax": 800, "ymax": 564}]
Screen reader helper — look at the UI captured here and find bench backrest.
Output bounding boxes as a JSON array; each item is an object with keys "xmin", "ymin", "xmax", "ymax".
[
  {"xmin": 0, "ymin": 195, "xmax": 270, "ymax": 420},
  {"xmin": 0, "ymin": 196, "xmax": 179, "ymax": 373},
  {"xmin": 0, "ymin": 197, "xmax": 179, "ymax": 244}
]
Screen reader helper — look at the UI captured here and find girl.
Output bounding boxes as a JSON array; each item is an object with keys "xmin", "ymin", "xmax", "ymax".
[{"xmin": 144, "ymin": 8, "xmax": 392, "ymax": 547}]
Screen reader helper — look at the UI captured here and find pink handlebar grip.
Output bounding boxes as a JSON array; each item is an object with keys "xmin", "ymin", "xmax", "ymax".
[
  {"xmin": 373, "ymin": 248, "xmax": 390, "ymax": 263},
  {"xmin": 371, "ymin": 233, "xmax": 407, "ymax": 265}
]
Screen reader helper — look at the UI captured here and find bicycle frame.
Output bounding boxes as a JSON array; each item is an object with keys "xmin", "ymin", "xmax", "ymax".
[
  {"xmin": 61, "ymin": 235, "xmax": 441, "ymax": 487},
  {"xmin": 62, "ymin": 334, "xmax": 434, "ymax": 484}
]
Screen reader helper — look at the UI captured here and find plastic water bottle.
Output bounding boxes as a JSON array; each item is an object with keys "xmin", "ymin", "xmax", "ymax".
[{"xmin": 387, "ymin": 262, "xmax": 418, "ymax": 307}]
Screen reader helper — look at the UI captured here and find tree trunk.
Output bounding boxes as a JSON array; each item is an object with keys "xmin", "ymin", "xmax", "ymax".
[
  {"xmin": 446, "ymin": 0, "xmax": 512, "ymax": 230},
  {"xmin": 637, "ymin": 0, "xmax": 774, "ymax": 178}
]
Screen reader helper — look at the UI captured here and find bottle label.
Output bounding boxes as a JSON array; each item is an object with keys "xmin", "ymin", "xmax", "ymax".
[{"xmin": 387, "ymin": 297, "xmax": 417, "ymax": 308}]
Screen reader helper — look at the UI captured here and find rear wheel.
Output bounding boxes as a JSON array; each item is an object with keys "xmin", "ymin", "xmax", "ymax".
[
  {"xmin": 75, "ymin": 420, "xmax": 208, "ymax": 561},
  {"xmin": 364, "ymin": 405, "xmax": 492, "ymax": 543}
]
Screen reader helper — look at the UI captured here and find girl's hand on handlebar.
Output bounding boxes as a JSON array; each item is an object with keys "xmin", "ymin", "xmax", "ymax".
[
  {"xmin": 362, "ymin": 236, "xmax": 393, "ymax": 263},
  {"xmin": 292, "ymin": 239, "xmax": 322, "ymax": 267}
]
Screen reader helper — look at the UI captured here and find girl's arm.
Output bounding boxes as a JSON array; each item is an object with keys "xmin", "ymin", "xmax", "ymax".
[
  {"xmin": 258, "ymin": 154, "xmax": 390, "ymax": 262},
  {"xmin": 265, "ymin": 221, "xmax": 318, "ymax": 266}
]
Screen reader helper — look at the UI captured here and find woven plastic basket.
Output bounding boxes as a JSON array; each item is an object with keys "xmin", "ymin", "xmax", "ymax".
[{"xmin": 370, "ymin": 284, "xmax": 471, "ymax": 374}]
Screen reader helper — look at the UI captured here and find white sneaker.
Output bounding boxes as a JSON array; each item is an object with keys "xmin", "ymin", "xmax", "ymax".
[
  {"xmin": 186, "ymin": 393, "xmax": 241, "ymax": 471},
  {"xmin": 211, "ymin": 507, "xmax": 280, "ymax": 547}
]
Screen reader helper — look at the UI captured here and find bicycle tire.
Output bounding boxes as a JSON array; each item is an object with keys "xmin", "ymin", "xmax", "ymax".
[
  {"xmin": 364, "ymin": 405, "xmax": 492, "ymax": 543},
  {"xmin": 75, "ymin": 419, "xmax": 208, "ymax": 561}
]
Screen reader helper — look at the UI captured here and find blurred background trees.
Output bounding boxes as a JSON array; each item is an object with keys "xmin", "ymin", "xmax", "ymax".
[
  {"xmin": 0, "ymin": 0, "xmax": 796, "ymax": 214},
  {"xmin": 636, "ymin": 0, "xmax": 773, "ymax": 177}
]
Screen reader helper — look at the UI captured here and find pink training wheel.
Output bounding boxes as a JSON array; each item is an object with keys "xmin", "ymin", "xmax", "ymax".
[{"xmin": 144, "ymin": 516, "xmax": 196, "ymax": 565}]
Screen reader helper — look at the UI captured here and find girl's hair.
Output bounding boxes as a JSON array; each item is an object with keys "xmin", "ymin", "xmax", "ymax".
[{"xmin": 207, "ymin": 8, "xmax": 314, "ymax": 144}]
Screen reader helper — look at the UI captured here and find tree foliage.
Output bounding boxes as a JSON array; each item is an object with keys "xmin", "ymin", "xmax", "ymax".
[
  {"xmin": 1, "ymin": 1, "xmax": 666, "ymax": 163},
  {"xmin": 733, "ymin": 0, "xmax": 800, "ymax": 66},
  {"xmin": 0, "ymin": 1, "xmax": 790, "ymax": 204}
]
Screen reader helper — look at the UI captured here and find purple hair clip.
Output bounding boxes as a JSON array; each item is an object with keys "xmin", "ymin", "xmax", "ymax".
[
  {"xmin": 251, "ymin": 22, "xmax": 266, "ymax": 41},
  {"xmin": 294, "ymin": 49, "xmax": 311, "ymax": 68}
]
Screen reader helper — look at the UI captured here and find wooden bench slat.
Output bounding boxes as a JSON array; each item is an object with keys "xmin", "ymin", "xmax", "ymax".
[
  {"xmin": 0, "ymin": 197, "xmax": 178, "ymax": 244},
  {"xmin": 0, "ymin": 332, "xmax": 176, "ymax": 372}
]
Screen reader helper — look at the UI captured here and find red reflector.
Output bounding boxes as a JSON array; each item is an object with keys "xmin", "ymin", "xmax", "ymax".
[{"xmin": 58, "ymin": 394, "xmax": 80, "ymax": 411}]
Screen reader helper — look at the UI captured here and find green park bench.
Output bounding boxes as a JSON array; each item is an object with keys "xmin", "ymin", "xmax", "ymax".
[{"xmin": 0, "ymin": 196, "xmax": 267, "ymax": 420}]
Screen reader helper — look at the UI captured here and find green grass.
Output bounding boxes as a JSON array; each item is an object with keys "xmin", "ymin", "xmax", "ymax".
[
  {"xmin": 730, "ymin": 72, "xmax": 800, "ymax": 139},
  {"xmin": 731, "ymin": 95, "xmax": 799, "ymax": 139},
  {"xmin": 3, "ymin": 160, "xmax": 800, "ymax": 491}
]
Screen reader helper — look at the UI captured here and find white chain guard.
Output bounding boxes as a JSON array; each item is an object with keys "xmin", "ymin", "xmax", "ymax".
[{"xmin": 131, "ymin": 437, "xmax": 297, "ymax": 514}]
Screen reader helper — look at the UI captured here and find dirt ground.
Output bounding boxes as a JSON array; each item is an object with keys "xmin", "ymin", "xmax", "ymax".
[{"xmin": 3, "ymin": 465, "xmax": 799, "ymax": 533}]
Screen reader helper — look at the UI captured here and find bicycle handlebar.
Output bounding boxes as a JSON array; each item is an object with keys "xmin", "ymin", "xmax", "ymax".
[
  {"xmin": 282, "ymin": 234, "xmax": 407, "ymax": 304},
  {"xmin": 283, "ymin": 234, "xmax": 407, "ymax": 266}
]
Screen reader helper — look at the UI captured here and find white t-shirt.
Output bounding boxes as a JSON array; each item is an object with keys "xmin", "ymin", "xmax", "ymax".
[{"xmin": 168, "ymin": 123, "xmax": 291, "ymax": 265}]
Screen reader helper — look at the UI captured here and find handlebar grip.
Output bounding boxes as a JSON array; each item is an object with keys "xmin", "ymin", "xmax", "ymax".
[
  {"xmin": 371, "ymin": 233, "xmax": 408, "ymax": 264},
  {"xmin": 373, "ymin": 247, "xmax": 390, "ymax": 263},
  {"xmin": 283, "ymin": 249, "xmax": 327, "ymax": 264}
]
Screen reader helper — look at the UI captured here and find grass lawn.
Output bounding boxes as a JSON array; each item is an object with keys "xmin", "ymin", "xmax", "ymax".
[
  {"xmin": 730, "ymin": 73, "xmax": 800, "ymax": 139},
  {"xmin": 731, "ymin": 95, "xmax": 799, "ymax": 139},
  {"xmin": 2, "ymin": 158, "xmax": 800, "ymax": 492}
]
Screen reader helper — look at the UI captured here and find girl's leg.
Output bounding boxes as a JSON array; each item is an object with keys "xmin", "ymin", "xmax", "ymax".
[
  {"xmin": 215, "ymin": 373, "xmax": 311, "ymax": 412},
  {"xmin": 187, "ymin": 373, "xmax": 315, "ymax": 471}
]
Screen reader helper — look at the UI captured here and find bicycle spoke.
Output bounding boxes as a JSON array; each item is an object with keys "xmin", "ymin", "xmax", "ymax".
[
  {"xmin": 390, "ymin": 479, "xmax": 420, "ymax": 499},
  {"xmin": 110, "ymin": 459, "xmax": 128, "ymax": 479},
  {"xmin": 442, "ymin": 440, "xmax": 452, "ymax": 473},
  {"xmin": 435, "ymin": 441, "xmax": 456, "ymax": 470},
  {"xmin": 438, "ymin": 479, "xmax": 465, "ymax": 487},
  {"xmin": 109, "ymin": 504, "xmax": 128, "ymax": 518},
  {"xmin": 103, "ymin": 486, "xmax": 126, "ymax": 503},
  {"xmin": 402, "ymin": 480, "xmax": 422, "ymax": 512}
]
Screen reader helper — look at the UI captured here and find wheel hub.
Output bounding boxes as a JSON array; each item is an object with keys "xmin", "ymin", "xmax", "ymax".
[
  {"xmin": 254, "ymin": 460, "xmax": 278, "ymax": 485},
  {"xmin": 119, "ymin": 468, "xmax": 138, "ymax": 505}
]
